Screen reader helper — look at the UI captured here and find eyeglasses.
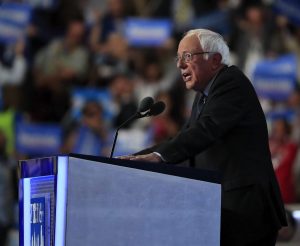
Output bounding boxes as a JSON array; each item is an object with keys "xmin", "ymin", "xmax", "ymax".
[{"xmin": 175, "ymin": 51, "xmax": 215, "ymax": 63}]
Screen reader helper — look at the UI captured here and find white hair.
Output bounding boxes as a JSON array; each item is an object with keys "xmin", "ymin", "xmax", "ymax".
[{"xmin": 184, "ymin": 29, "xmax": 230, "ymax": 65}]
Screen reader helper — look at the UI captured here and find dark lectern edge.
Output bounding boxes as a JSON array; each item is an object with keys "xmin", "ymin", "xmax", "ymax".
[{"xmin": 69, "ymin": 153, "xmax": 221, "ymax": 184}]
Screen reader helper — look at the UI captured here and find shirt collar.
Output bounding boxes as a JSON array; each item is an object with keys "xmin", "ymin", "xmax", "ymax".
[{"xmin": 203, "ymin": 77, "xmax": 214, "ymax": 97}]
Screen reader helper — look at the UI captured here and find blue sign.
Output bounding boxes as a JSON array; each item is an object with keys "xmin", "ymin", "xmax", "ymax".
[
  {"xmin": 253, "ymin": 54, "xmax": 297, "ymax": 101},
  {"xmin": 274, "ymin": 0, "xmax": 300, "ymax": 26},
  {"xmin": 2, "ymin": 0, "xmax": 58, "ymax": 9},
  {"xmin": 266, "ymin": 108, "xmax": 296, "ymax": 122},
  {"xmin": 0, "ymin": 3, "xmax": 32, "ymax": 44},
  {"xmin": 29, "ymin": 177, "xmax": 53, "ymax": 246},
  {"xmin": 71, "ymin": 87, "xmax": 114, "ymax": 121},
  {"xmin": 23, "ymin": 0, "xmax": 58, "ymax": 9},
  {"xmin": 72, "ymin": 126, "xmax": 105, "ymax": 156},
  {"xmin": 15, "ymin": 122, "xmax": 62, "ymax": 155},
  {"xmin": 125, "ymin": 18, "xmax": 172, "ymax": 47},
  {"xmin": 31, "ymin": 197, "xmax": 46, "ymax": 246}
]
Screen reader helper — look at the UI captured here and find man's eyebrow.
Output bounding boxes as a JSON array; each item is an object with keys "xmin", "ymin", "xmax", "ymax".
[{"xmin": 177, "ymin": 51, "xmax": 189, "ymax": 54}]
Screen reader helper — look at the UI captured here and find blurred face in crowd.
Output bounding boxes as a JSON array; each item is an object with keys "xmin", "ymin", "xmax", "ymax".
[
  {"xmin": 66, "ymin": 21, "xmax": 85, "ymax": 47},
  {"xmin": 144, "ymin": 63, "xmax": 162, "ymax": 82},
  {"xmin": 176, "ymin": 34, "xmax": 221, "ymax": 92},
  {"xmin": 110, "ymin": 76, "xmax": 134, "ymax": 101},
  {"xmin": 82, "ymin": 102, "xmax": 103, "ymax": 127},
  {"xmin": 287, "ymin": 89, "xmax": 300, "ymax": 108},
  {"xmin": 0, "ymin": 131, "xmax": 6, "ymax": 155},
  {"xmin": 108, "ymin": 0, "xmax": 124, "ymax": 17},
  {"xmin": 246, "ymin": 6, "xmax": 264, "ymax": 26},
  {"xmin": 271, "ymin": 119, "xmax": 290, "ymax": 141},
  {"xmin": 107, "ymin": 33, "xmax": 128, "ymax": 58}
]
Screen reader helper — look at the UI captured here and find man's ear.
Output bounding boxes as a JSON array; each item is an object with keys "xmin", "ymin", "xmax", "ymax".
[{"xmin": 212, "ymin": 53, "xmax": 222, "ymax": 69}]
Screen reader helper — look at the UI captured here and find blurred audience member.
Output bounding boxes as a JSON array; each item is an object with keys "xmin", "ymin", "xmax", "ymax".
[
  {"xmin": 29, "ymin": 19, "xmax": 89, "ymax": 122},
  {"xmin": 79, "ymin": 0, "xmax": 108, "ymax": 27},
  {"xmin": 0, "ymin": 40, "xmax": 27, "ymax": 86},
  {"xmin": 133, "ymin": 0, "xmax": 172, "ymax": 18},
  {"xmin": 110, "ymin": 74, "xmax": 137, "ymax": 128},
  {"xmin": 287, "ymin": 85, "xmax": 300, "ymax": 143},
  {"xmin": 134, "ymin": 55, "xmax": 177, "ymax": 103},
  {"xmin": 62, "ymin": 101, "xmax": 109, "ymax": 156},
  {"xmin": 269, "ymin": 118, "xmax": 298, "ymax": 203},
  {"xmin": 230, "ymin": 3, "xmax": 286, "ymax": 78},
  {"xmin": 0, "ymin": 130, "xmax": 15, "ymax": 246},
  {"xmin": 25, "ymin": 0, "xmax": 86, "ymax": 64},
  {"xmin": 287, "ymin": 85, "xmax": 300, "ymax": 201},
  {"xmin": 88, "ymin": 0, "xmax": 137, "ymax": 86},
  {"xmin": 89, "ymin": 0, "xmax": 135, "ymax": 52},
  {"xmin": 150, "ymin": 92, "xmax": 179, "ymax": 144},
  {"xmin": 172, "ymin": 0, "xmax": 218, "ymax": 34},
  {"xmin": 90, "ymin": 32, "xmax": 131, "ymax": 87},
  {"xmin": 0, "ymin": 40, "xmax": 27, "ymax": 111},
  {"xmin": 34, "ymin": 19, "xmax": 88, "ymax": 90},
  {"xmin": 26, "ymin": 9, "xmax": 65, "ymax": 64},
  {"xmin": 276, "ymin": 17, "xmax": 300, "ymax": 82}
]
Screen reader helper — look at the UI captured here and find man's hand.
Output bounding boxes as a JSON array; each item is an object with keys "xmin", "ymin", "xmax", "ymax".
[{"xmin": 118, "ymin": 153, "xmax": 162, "ymax": 163}]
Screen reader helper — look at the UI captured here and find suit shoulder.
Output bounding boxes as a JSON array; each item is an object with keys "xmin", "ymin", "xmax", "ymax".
[
  {"xmin": 221, "ymin": 65, "xmax": 250, "ymax": 81},
  {"xmin": 210, "ymin": 65, "xmax": 257, "ymax": 99},
  {"xmin": 214, "ymin": 65, "xmax": 253, "ymax": 89}
]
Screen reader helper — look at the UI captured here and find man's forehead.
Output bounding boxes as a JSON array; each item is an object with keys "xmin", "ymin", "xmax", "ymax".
[{"xmin": 177, "ymin": 35, "xmax": 201, "ymax": 52}]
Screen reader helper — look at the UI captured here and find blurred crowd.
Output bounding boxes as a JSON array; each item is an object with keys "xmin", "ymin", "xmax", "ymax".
[{"xmin": 1, "ymin": 0, "xmax": 300, "ymax": 244}]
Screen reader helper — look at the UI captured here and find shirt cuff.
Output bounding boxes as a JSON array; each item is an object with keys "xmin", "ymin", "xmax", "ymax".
[{"xmin": 153, "ymin": 152, "xmax": 166, "ymax": 162}]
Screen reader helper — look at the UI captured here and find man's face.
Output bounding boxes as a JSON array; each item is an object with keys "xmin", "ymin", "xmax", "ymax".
[
  {"xmin": 177, "ymin": 35, "xmax": 214, "ymax": 91},
  {"xmin": 66, "ymin": 21, "xmax": 85, "ymax": 46}
]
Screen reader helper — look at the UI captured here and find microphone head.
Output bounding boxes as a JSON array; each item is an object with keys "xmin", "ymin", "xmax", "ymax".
[
  {"xmin": 148, "ymin": 101, "xmax": 166, "ymax": 116},
  {"xmin": 137, "ymin": 97, "xmax": 154, "ymax": 113}
]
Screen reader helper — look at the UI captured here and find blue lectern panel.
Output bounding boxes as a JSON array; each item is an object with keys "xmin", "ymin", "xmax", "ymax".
[
  {"xmin": 22, "ymin": 175, "xmax": 55, "ymax": 246},
  {"xmin": 65, "ymin": 157, "xmax": 221, "ymax": 246},
  {"xmin": 20, "ymin": 156, "xmax": 56, "ymax": 178},
  {"xmin": 19, "ymin": 156, "xmax": 57, "ymax": 246}
]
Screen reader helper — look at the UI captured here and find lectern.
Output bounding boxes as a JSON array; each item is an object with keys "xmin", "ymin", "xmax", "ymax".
[{"xmin": 19, "ymin": 154, "xmax": 221, "ymax": 246}]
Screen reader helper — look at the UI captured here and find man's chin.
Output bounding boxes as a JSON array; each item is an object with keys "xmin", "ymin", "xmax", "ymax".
[{"xmin": 185, "ymin": 81, "xmax": 194, "ymax": 90}]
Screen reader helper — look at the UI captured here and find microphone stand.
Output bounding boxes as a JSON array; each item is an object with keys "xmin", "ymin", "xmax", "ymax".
[
  {"xmin": 109, "ymin": 101, "xmax": 166, "ymax": 158},
  {"xmin": 109, "ymin": 97, "xmax": 164, "ymax": 158},
  {"xmin": 110, "ymin": 112, "xmax": 146, "ymax": 158}
]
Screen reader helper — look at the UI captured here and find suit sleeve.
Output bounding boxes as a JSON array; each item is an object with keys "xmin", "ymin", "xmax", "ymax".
[{"xmin": 156, "ymin": 75, "xmax": 249, "ymax": 163}]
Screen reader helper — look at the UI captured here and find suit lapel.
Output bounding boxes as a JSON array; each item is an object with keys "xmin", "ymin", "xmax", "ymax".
[{"xmin": 184, "ymin": 65, "xmax": 229, "ymax": 129}]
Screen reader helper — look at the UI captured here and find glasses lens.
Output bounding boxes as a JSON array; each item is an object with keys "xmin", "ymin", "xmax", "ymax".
[{"xmin": 184, "ymin": 53, "xmax": 192, "ymax": 63}]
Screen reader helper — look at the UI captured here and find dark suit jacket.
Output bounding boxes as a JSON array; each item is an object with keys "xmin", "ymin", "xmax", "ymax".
[{"xmin": 139, "ymin": 65, "xmax": 287, "ymax": 244}]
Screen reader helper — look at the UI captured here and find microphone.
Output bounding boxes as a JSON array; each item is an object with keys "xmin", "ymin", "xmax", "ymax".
[
  {"xmin": 110, "ymin": 97, "xmax": 154, "ymax": 158},
  {"xmin": 145, "ymin": 101, "xmax": 166, "ymax": 117},
  {"xmin": 137, "ymin": 97, "xmax": 154, "ymax": 114}
]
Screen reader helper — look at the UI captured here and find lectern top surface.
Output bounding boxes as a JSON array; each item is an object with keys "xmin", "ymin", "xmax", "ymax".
[{"xmin": 69, "ymin": 153, "xmax": 221, "ymax": 184}]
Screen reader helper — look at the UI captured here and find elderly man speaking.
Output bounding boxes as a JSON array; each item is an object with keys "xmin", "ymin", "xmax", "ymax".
[{"xmin": 121, "ymin": 29, "xmax": 287, "ymax": 245}]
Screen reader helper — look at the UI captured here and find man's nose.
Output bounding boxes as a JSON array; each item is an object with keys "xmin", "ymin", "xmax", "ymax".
[{"xmin": 177, "ymin": 58, "xmax": 187, "ymax": 69}]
